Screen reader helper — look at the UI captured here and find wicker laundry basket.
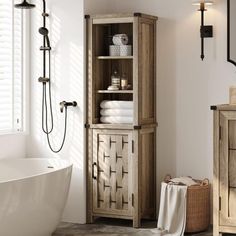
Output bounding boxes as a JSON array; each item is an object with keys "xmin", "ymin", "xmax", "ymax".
[
  {"xmin": 185, "ymin": 178, "xmax": 210, "ymax": 233},
  {"xmin": 164, "ymin": 176, "xmax": 210, "ymax": 233}
]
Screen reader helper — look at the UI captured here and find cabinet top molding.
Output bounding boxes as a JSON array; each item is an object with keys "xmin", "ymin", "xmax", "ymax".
[
  {"xmin": 211, "ymin": 104, "xmax": 236, "ymax": 111},
  {"xmin": 84, "ymin": 13, "xmax": 158, "ymax": 21}
]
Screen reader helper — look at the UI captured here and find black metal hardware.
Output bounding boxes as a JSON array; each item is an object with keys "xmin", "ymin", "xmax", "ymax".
[
  {"xmin": 134, "ymin": 12, "xmax": 142, "ymax": 17},
  {"xmin": 85, "ymin": 15, "xmax": 90, "ymax": 19},
  {"xmin": 14, "ymin": 0, "xmax": 36, "ymax": 9},
  {"xmin": 38, "ymin": 77, "xmax": 50, "ymax": 83},
  {"xmin": 60, "ymin": 101, "xmax": 77, "ymax": 113},
  {"xmin": 85, "ymin": 123, "xmax": 90, "ymax": 129},
  {"xmin": 42, "ymin": 12, "xmax": 49, "ymax": 17},
  {"xmin": 198, "ymin": 3, "xmax": 213, "ymax": 61},
  {"xmin": 92, "ymin": 162, "xmax": 97, "ymax": 180},
  {"xmin": 210, "ymin": 105, "xmax": 217, "ymax": 110},
  {"xmin": 132, "ymin": 140, "xmax": 134, "ymax": 153},
  {"xmin": 133, "ymin": 125, "xmax": 141, "ymax": 130},
  {"xmin": 219, "ymin": 196, "xmax": 222, "ymax": 211},
  {"xmin": 201, "ymin": 25, "xmax": 213, "ymax": 38},
  {"xmin": 40, "ymin": 46, "xmax": 51, "ymax": 51},
  {"xmin": 219, "ymin": 126, "xmax": 222, "ymax": 140},
  {"xmin": 132, "ymin": 193, "xmax": 134, "ymax": 206}
]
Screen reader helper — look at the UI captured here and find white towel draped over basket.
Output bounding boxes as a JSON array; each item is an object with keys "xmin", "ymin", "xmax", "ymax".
[{"xmin": 157, "ymin": 183, "xmax": 187, "ymax": 236}]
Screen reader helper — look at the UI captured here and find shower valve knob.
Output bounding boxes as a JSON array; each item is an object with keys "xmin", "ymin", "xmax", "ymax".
[{"xmin": 60, "ymin": 101, "xmax": 77, "ymax": 113}]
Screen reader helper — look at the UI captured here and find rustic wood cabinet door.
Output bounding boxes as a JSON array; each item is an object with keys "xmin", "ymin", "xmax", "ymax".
[
  {"xmin": 219, "ymin": 111, "xmax": 236, "ymax": 227},
  {"xmin": 92, "ymin": 129, "xmax": 133, "ymax": 217}
]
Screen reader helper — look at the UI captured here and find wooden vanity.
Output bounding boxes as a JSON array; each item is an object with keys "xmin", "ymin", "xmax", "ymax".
[{"xmin": 212, "ymin": 105, "xmax": 236, "ymax": 236}]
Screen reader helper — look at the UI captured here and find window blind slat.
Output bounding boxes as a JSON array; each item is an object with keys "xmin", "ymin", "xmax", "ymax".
[{"xmin": 0, "ymin": 0, "xmax": 23, "ymax": 132}]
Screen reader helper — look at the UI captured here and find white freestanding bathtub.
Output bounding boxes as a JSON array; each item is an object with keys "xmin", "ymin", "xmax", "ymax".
[{"xmin": 0, "ymin": 158, "xmax": 73, "ymax": 236}]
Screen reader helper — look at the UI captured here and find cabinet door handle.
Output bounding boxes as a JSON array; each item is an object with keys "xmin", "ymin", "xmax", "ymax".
[{"xmin": 92, "ymin": 162, "xmax": 97, "ymax": 180}]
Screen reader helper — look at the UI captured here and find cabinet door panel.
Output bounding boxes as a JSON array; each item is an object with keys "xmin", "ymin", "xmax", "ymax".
[
  {"xmin": 220, "ymin": 111, "xmax": 236, "ymax": 226},
  {"xmin": 92, "ymin": 129, "xmax": 133, "ymax": 216}
]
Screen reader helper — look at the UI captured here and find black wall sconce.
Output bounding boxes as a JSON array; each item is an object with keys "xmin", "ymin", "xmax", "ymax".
[{"xmin": 193, "ymin": 0, "xmax": 214, "ymax": 60}]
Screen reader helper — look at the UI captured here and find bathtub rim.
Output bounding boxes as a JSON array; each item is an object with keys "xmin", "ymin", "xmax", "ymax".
[{"xmin": 0, "ymin": 158, "xmax": 73, "ymax": 184}]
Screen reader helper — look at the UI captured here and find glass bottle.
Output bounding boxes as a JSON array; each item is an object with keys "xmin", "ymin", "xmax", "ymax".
[
  {"xmin": 121, "ymin": 73, "xmax": 128, "ymax": 90},
  {"xmin": 111, "ymin": 70, "xmax": 121, "ymax": 89}
]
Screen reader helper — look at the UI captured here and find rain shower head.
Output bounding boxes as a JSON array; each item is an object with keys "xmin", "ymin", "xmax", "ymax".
[{"xmin": 14, "ymin": 0, "xmax": 35, "ymax": 9}]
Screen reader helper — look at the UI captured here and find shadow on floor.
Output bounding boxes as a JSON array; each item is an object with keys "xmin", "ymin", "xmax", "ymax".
[{"xmin": 53, "ymin": 218, "xmax": 212, "ymax": 236}]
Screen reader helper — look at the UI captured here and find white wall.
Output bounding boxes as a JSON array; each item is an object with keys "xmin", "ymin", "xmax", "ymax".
[
  {"xmin": 0, "ymin": 135, "xmax": 26, "ymax": 159},
  {"xmin": 229, "ymin": 0, "xmax": 236, "ymax": 61},
  {"xmin": 85, "ymin": 0, "xmax": 111, "ymax": 14},
  {"xmin": 28, "ymin": 0, "xmax": 85, "ymax": 223}
]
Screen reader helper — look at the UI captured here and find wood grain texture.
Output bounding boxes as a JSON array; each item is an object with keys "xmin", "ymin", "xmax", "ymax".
[
  {"xmin": 139, "ymin": 18, "xmax": 155, "ymax": 124},
  {"xmin": 213, "ymin": 110, "xmax": 219, "ymax": 236},
  {"xmin": 86, "ymin": 13, "xmax": 157, "ymax": 227},
  {"xmin": 93, "ymin": 130, "xmax": 133, "ymax": 217},
  {"xmin": 89, "ymin": 13, "xmax": 158, "ymax": 21},
  {"xmin": 140, "ymin": 128, "xmax": 156, "ymax": 219},
  {"xmin": 214, "ymin": 110, "xmax": 236, "ymax": 235},
  {"xmin": 229, "ymin": 150, "xmax": 236, "ymax": 188},
  {"xmin": 229, "ymin": 120, "xmax": 236, "ymax": 149}
]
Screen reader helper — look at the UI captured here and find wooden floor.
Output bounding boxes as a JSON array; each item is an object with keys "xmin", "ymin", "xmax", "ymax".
[{"xmin": 53, "ymin": 218, "xmax": 213, "ymax": 236}]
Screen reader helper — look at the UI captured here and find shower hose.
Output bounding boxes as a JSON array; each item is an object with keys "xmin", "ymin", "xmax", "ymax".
[{"xmin": 41, "ymin": 50, "xmax": 68, "ymax": 153}]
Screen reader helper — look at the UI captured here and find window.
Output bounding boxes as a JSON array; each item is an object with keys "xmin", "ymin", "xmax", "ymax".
[{"xmin": 0, "ymin": 0, "xmax": 23, "ymax": 133}]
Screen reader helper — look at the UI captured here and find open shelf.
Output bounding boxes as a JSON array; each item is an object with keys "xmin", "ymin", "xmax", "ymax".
[
  {"xmin": 97, "ymin": 90, "xmax": 133, "ymax": 94},
  {"xmin": 97, "ymin": 56, "xmax": 133, "ymax": 60}
]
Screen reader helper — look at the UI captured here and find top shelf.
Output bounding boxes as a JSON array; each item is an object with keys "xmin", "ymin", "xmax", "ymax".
[{"xmin": 97, "ymin": 56, "xmax": 133, "ymax": 60}]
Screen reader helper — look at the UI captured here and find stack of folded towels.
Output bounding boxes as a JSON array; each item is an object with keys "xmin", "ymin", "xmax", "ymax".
[{"xmin": 100, "ymin": 100, "xmax": 133, "ymax": 124}]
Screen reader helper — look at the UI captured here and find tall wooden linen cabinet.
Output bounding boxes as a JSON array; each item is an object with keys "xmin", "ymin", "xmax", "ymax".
[
  {"xmin": 85, "ymin": 13, "xmax": 158, "ymax": 227},
  {"xmin": 212, "ymin": 105, "xmax": 236, "ymax": 236}
]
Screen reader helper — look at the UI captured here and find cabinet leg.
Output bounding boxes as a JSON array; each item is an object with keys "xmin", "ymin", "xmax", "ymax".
[
  {"xmin": 86, "ymin": 213, "xmax": 94, "ymax": 224},
  {"xmin": 213, "ymin": 231, "xmax": 222, "ymax": 236},
  {"xmin": 213, "ymin": 225, "xmax": 221, "ymax": 236},
  {"xmin": 133, "ymin": 216, "xmax": 141, "ymax": 228}
]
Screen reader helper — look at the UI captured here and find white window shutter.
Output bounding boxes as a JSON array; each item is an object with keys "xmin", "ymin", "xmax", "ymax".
[{"xmin": 0, "ymin": 0, "xmax": 23, "ymax": 132}]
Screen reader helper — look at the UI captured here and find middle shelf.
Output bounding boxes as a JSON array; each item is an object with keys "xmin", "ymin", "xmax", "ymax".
[
  {"xmin": 97, "ymin": 90, "xmax": 133, "ymax": 94},
  {"xmin": 97, "ymin": 56, "xmax": 133, "ymax": 60}
]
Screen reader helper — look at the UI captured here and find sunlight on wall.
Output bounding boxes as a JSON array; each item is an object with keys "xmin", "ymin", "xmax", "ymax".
[
  {"xmin": 28, "ymin": 0, "xmax": 85, "ymax": 223},
  {"xmin": 68, "ymin": 42, "xmax": 84, "ymax": 170}
]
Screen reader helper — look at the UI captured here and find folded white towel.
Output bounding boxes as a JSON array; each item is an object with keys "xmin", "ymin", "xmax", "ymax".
[
  {"xmin": 100, "ymin": 109, "xmax": 133, "ymax": 117},
  {"xmin": 100, "ymin": 116, "xmax": 133, "ymax": 124},
  {"xmin": 100, "ymin": 100, "xmax": 133, "ymax": 109}
]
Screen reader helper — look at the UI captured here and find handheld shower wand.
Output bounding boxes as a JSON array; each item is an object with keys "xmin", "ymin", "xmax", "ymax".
[
  {"xmin": 15, "ymin": 0, "xmax": 77, "ymax": 153},
  {"xmin": 39, "ymin": 27, "xmax": 51, "ymax": 48}
]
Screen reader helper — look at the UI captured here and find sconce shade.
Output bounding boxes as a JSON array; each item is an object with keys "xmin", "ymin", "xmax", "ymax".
[{"xmin": 192, "ymin": 0, "xmax": 213, "ymax": 6}]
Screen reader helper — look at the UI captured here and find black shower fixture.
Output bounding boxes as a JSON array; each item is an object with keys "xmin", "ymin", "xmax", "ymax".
[
  {"xmin": 192, "ymin": 0, "xmax": 214, "ymax": 60},
  {"xmin": 15, "ymin": 0, "xmax": 35, "ymax": 9},
  {"xmin": 15, "ymin": 0, "xmax": 77, "ymax": 153},
  {"xmin": 39, "ymin": 27, "xmax": 51, "ymax": 48}
]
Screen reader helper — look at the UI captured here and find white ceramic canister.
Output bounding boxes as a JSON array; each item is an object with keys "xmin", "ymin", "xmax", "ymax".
[
  {"xmin": 120, "ymin": 45, "xmax": 132, "ymax": 56},
  {"xmin": 109, "ymin": 45, "xmax": 120, "ymax": 56}
]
